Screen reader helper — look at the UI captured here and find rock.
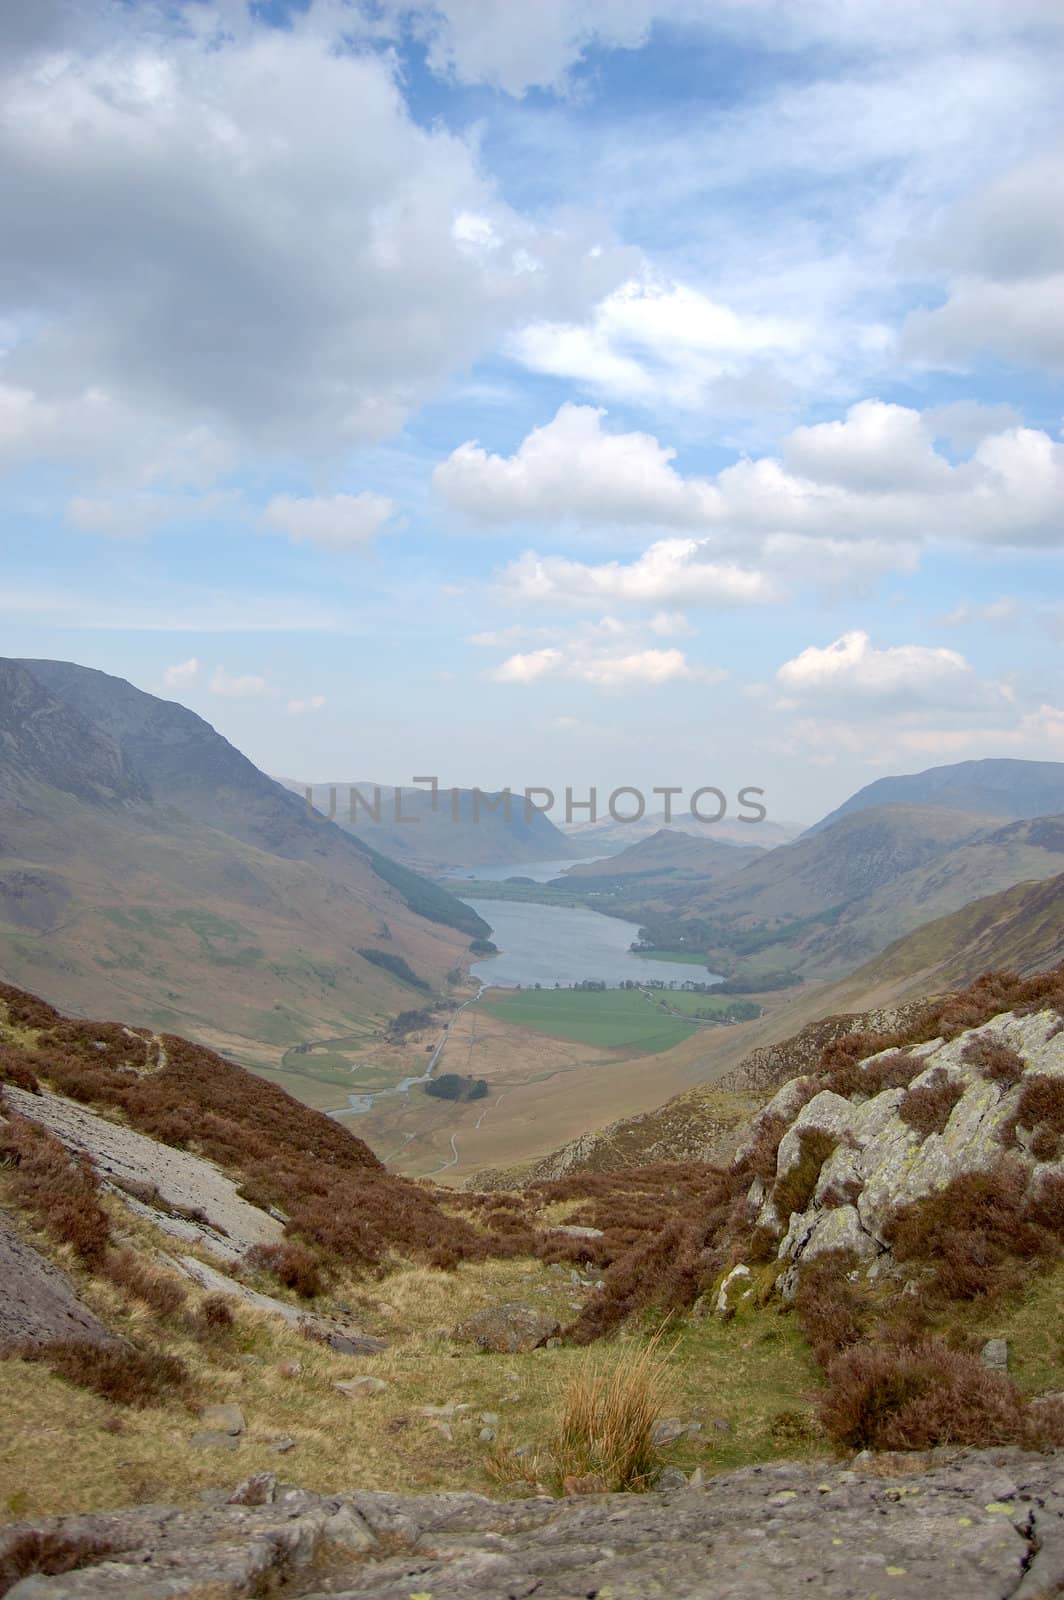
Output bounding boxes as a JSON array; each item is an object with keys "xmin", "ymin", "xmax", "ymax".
[
  {"xmin": 419, "ymin": 1403, "xmax": 470, "ymax": 1418},
  {"xmin": 334, "ymin": 1377, "xmax": 387, "ymax": 1398},
  {"xmin": 227, "ymin": 1473, "xmax": 277, "ymax": 1507},
  {"xmin": 479, "ymin": 1428, "xmax": 496, "ymax": 1442},
  {"xmin": 650, "ymin": 1418, "xmax": 687, "ymax": 1448},
  {"xmin": 714, "ymin": 1263, "xmax": 751, "ymax": 1317},
  {"xmin": 480, "ymin": 1412, "xmax": 499, "ymax": 1426},
  {"xmin": 267, "ymin": 1437, "xmax": 296, "ymax": 1455},
  {"xmin": 550, "ymin": 1224, "xmax": 605, "ymax": 1240},
  {"xmin": 4, "ymin": 1446, "xmax": 1060, "ymax": 1598},
  {"xmin": 0, "ymin": 1213, "xmax": 126, "ymax": 1356},
  {"xmin": 711, "ymin": 1417, "xmax": 733, "ymax": 1434},
  {"xmin": 191, "ymin": 1431, "xmax": 240, "ymax": 1451},
  {"xmin": 453, "ymin": 1304, "xmax": 561, "ymax": 1353},
  {"xmin": 435, "ymin": 1422, "xmax": 454, "ymax": 1442},
  {"xmin": 546, "ymin": 1336, "xmax": 563, "ymax": 1348},
  {"xmin": 654, "ymin": 1467, "xmax": 689, "ymax": 1491},
  {"xmin": 200, "ymin": 1404, "xmax": 245, "ymax": 1436},
  {"xmin": 981, "ymin": 1339, "xmax": 1009, "ymax": 1373},
  {"xmin": 319, "ymin": 1329, "xmax": 389, "ymax": 1356}
]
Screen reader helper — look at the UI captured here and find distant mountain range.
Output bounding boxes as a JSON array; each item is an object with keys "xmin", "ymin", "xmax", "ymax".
[
  {"xmin": 562, "ymin": 809, "xmax": 802, "ymax": 853},
  {"xmin": 811, "ymin": 758, "xmax": 1064, "ymax": 833},
  {"xmin": 558, "ymin": 827, "xmax": 764, "ymax": 885},
  {"xmin": 0, "ymin": 658, "xmax": 487, "ymax": 1066},
  {"xmin": 602, "ymin": 799, "xmax": 1064, "ymax": 986},
  {"xmin": 284, "ymin": 779, "xmax": 580, "ymax": 871}
]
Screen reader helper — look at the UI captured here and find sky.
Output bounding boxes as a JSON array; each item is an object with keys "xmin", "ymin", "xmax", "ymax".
[{"xmin": 2, "ymin": 0, "xmax": 1063, "ymax": 826}]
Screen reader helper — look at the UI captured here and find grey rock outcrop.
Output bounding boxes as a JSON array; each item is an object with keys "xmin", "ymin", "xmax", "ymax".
[
  {"xmin": 0, "ymin": 1212, "xmax": 121, "ymax": 1354},
  {"xmin": 452, "ymin": 1303, "xmax": 560, "ymax": 1353},
  {"xmin": 3, "ymin": 1084, "xmax": 282, "ymax": 1264},
  {"xmin": 4, "ymin": 1449, "xmax": 1064, "ymax": 1598},
  {"xmin": 754, "ymin": 1007, "xmax": 1064, "ymax": 1284}
]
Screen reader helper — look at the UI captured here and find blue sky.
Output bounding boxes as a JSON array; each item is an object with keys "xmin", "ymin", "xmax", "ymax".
[{"xmin": 2, "ymin": 0, "xmax": 1063, "ymax": 824}]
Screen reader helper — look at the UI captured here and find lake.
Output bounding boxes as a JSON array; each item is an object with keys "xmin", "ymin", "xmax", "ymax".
[{"xmin": 463, "ymin": 897, "xmax": 722, "ymax": 989}]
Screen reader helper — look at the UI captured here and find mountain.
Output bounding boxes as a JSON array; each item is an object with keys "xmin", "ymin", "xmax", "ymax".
[
  {"xmin": 682, "ymin": 803, "xmax": 991, "ymax": 925},
  {"xmin": 562, "ymin": 809, "xmax": 803, "ymax": 854},
  {"xmin": 811, "ymin": 758, "xmax": 1064, "ymax": 834},
  {"xmin": 558, "ymin": 828, "xmax": 764, "ymax": 884},
  {"xmin": 832, "ymin": 868, "xmax": 1064, "ymax": 1004},
  {"xmin": 0, "ymin": 658, "xmax": 487, "ymax": 1074},
  {"xmin": 287, "ymin": 778, "xmax": 581, "ymax": 871}
]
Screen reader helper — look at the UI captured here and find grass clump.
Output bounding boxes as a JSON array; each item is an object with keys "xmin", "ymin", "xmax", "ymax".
[
  {"xmin": 771, "ymin": 1129, "xmax": 838, "ymax": 1222},
  {"xmin": 548, "ymin": 1336, "xmax": 672, "ymax": 1494}
]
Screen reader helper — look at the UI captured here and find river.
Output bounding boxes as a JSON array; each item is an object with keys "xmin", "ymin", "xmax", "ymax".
[{"xmin": 462, "ymin": 897, "xmax": 721, "ymax": 990}]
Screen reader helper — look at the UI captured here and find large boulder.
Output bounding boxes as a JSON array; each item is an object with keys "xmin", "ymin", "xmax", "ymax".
[
  {"xmin": 452, "ymin": 1303, "xmax": 560, "ymax": 1353},
  {"xmin": 762, "ymin": 1008, "xmax": 1064, "ymax": 1284},
  {"xmin": 0, "ymin": 1212, "xmax": 122, "ymax": 1354}
]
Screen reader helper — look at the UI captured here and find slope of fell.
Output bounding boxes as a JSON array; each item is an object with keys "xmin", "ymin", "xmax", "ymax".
[{"xmin": 812, "ymin": 757, "xmax": 1064, "ymax": 834}]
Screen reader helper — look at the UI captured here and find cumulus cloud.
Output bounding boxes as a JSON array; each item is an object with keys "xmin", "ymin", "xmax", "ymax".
[
  {"xmin": 485, "ymin": 615, "xmax": 720, "ymax": 690},
  {"xmin": 775, "ymin": 631, "xmax": 1012, "ymax": 714},
  {"xmin": 209, "ymin": 667, "xmax": 268, "ymax": 697},
  {"xmin": 263, "ymin": 492, "xmax": 398, "ymax": 551},
  {"xmin": 434, "ymin": 402, "xmax": 716, "ymax": 527},
  {"xmin": 439, "ymin": 400, "xmax": 1064, "ymax": 551},
  {"xmin": 0, "ymin": 3, "xmax": 629, "ymax": 495},
  {"xmin": 508, "ymin": 275, "xmax": 813, "ymax": 412},
  {"xmin": 498, "ymin": 543, "xmax": 773, "ymax": 610},
  {"xmin": 162, "ymin": 657, "xmax": 199, "ymax": 688}
]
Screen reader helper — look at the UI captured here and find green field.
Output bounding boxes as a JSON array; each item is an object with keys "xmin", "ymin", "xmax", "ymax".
[
  {"xmin": 478, "ymin": 987, "xmax": 699, "ymax": 1052},
  {"xmin": 635, "ymin": 949, "xmax": 712, "ymax": 967},
  {"xmin": 647, "ymin": 990, "xmax": 761, "ymax": 1022}
]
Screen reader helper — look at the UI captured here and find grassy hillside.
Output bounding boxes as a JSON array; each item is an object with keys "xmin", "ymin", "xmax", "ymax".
[{"xmin": 0, "ymin": 661, "xmax": 488, "ymax": 1092}]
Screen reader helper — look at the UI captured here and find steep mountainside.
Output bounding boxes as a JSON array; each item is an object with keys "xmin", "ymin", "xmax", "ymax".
[
  {"xmin": 288, "ymin": 779, "xmax": 581, "ymax": 871},
  {"xmin": 0, "ymin": 660, "xmax": 486, "ymax": 1070},
  {"xmin": 558, "ymin": 827, "xmax": 763, "ymax": 883},
  {"xmin": 669, "ymin": 803, "xmax": 991, "ymax": 925},
  {"xmin": 811, "ymin": 757, "xmax": 1064, "ymax": 834}
]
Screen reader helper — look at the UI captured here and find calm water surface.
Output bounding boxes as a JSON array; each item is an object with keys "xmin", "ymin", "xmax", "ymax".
[{"xmin": 463, "ymin": 897, "xmax": 721, "ymax": 989}]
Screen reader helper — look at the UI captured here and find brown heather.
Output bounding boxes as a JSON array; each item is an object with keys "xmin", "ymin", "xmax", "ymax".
[
  {"xmin": 897, "ymin": 1071, "xmax": 966, "ymax": 1139},
  {"xmin": 961, "ymin": 1035, "xmax": 1026, "ymax": 1087}
]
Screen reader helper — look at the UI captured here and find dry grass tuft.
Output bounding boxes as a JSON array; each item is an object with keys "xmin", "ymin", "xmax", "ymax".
[
  {"xmin": 548, "ymin": 1334, "xmax": 673, "ymax": 1494},
  {"xmin": 897, "ymin": 1071, "xmax": 965, "ymax": 1139}
]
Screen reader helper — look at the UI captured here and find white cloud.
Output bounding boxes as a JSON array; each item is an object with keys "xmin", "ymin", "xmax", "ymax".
[
  {"xmin": 0, "ymin": 6, "xmax": 629, "ymax": 493},
  {"xmin": 491, "ymin": 647, "xmax": 565, "ymax": 684},
  {"xmin": 498, "ymin": 542, "xmax": 773, "ymax": 609},
  {"xmin": 485, "ymin": 615, "xmax": 721, "ymax": 690},
  {"xmin": 904, "ymin": 159, "xmax": 1064, "ymax": 374},
  {"xmin": 775, "ymin": 630, "xmax": 1011, "ymax": 714},
  {"xmin": 209, "ymin": 667, "xmax": 268, "ymax": 697},
  {"xmin": 508, "ymin": 275, "xmax": 813, "ymax": 411},
  {"xmin": 287, "ymin": 695, "xmax": 327, "ymax": 715},
  {"xmin": 398, "ymin": 0, "xmax": 663, "ymax": 96},
  {"xmin": 162, "ymin": 657, "xmax": 199, "ymax": 688},
  {"xmin": 439, "ymin": 400, "xmax": 1064, "ymax": 551},
  {"xmin": 263, "ymin": 492, "xmax": 398, "ymax": 551},
  {"xmin": 434, "ymin": 402, "xmax": 715, "ymax": 527}
]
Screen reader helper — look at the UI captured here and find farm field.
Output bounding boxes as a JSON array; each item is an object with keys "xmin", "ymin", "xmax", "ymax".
[{"xmin": 477, "ymin": 986, "xmax": 699, "ymax": 1052}]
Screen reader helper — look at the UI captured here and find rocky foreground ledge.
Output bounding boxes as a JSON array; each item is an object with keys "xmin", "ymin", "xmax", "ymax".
[{"xmin": 4, "ymin": 1449, "xmax": 1064, "ymax": 1600}]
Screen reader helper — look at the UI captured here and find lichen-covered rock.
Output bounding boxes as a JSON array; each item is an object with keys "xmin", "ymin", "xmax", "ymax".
[
  {"xmin": 452, "ymin": 1303, "xmax": 560, "ymax": 1353},
  {"xmin": 714, "ymin": 1263, "xmax": 752, "ymax": 1316},
  {"xmin": 761, "ymin": 1008, "xmax": 1064, "ymax": 1284},
  {"xmin": 4, "ymin": 1449, "xmax": 1064, "ymax": 1598}
]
